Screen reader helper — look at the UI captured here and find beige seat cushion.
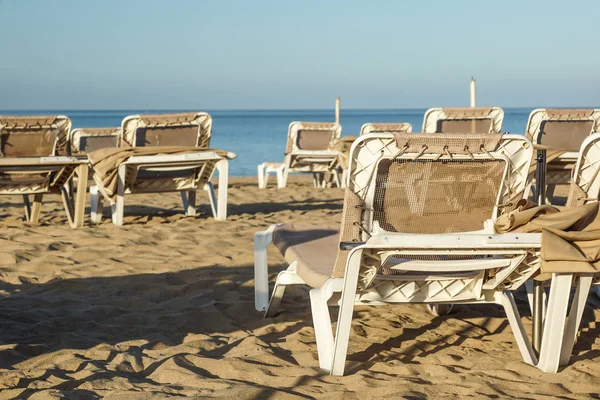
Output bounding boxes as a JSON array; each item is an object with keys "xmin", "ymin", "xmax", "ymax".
[{"xmin": 272, "ymin": 223, "xmax": 339, "ymax": 288}]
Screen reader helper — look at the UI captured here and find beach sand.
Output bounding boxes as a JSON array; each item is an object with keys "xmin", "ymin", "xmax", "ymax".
[{"xmin": 0, "ymin": 177, "xmax": 598, "ymax": 399}]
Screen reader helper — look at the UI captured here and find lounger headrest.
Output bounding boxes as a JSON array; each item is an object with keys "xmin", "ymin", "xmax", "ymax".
[
  {"xmin": 0, "ymin": 115, "xmax": 59, "ymax": 128},
  {"xmin": 393, "ymin": 133, "xmax": 505, "ymax": 155},
  {"xmin": 545, "ymin": 109, "xmax": 596, "ymax": 120},
  {"xmin": 139, "ymin": 113, "xmax": 199, "ymax": 126},
  {"xmin": 441, "ymin": 107, "xmax": 494, "ymax": 118}
]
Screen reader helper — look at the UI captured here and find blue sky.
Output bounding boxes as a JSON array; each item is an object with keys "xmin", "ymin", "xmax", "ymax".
[{"xmin": 0, "ymin": 0, "xmax": 598, "ymax": 109}]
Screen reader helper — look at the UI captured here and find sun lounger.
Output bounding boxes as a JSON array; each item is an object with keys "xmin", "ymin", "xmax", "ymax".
[
  {"xmin": 525, "ymin": 108, "xmax": 600, "ymax": 202},
  {"xmin": 255, "ymin": 132, "xmax": 600, "ymax": 375},
  {"xmin": 88, "ymin": 112, "xmax": 235, "ymax": 226},
  {"xmin": 0, "ymin": 115, "xmax": 89, "ymax": 228},
  {"xmin": 258, "ymin": 121, "xmax": 342, "ymax": 189},
  {"xmin": 422, "ymin": 107, "xmax": 504, "ymax": 133}
]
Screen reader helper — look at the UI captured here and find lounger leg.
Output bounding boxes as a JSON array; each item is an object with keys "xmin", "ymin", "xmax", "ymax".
[
  {"xmin": 264, "ymin": 265, "xmax": 306, "ymax": 317},
  {"xmin": 181, "ymin": 191, "xmax": 196, "ymax": 216},
  {"xmin": 23, "ymin": 195, "xmax": 32, "ymax": 221},
  {"xmin": 90, "ymin": 185, "xmax": 103, "ymax": 223},
  {"xmin": 29, "ymin": 194, "xmax": 43, "ymax": 225},
  {"xmin": 254, "ymin": 226, "xmax": 276, "ymax": 312},
  {"xmin": 498, "ymin": 290, "xmax": 538, "ymax": 367},
  {"xmin": 310, "ymin": 287, "xmax": 335, "ymax": 370},
  {"xmin": 265, "ymin": 273, "xmax": 288, "ymax": 318},
  {"xmin": 333, "ymin": 170, "xmax": 342, "ymax": 188},
  {"xmin": 312, "ymin": 173, "xmax": 319, "ymax": 188},
  {"xmin": 257, "ymin": 164, "xmax": 266, "ymax": 189},
  {"xmin": 330, "ymin": 250, "xmax": 363, "ymax": 376},
  {"xmin": 60, "ymin": 184, "xmax": 76, "ymax": 227},
  {"xmin": 537, "ymin": 274, "xmax": 572, "ymax": 373},
  {"xmin": 214, "ymin": 159, "xmax": 228, "ymax": 221},
  {"xmin": 276, "ymin": 166, "xmax": 285, "ymax": 189},
  {"xmin": 559, "ymin": 275, "xmax": 593, "ymax": 366},
  {"xmin": 71, "ymin": 164, "xmax": 88, "ymax": 228},
  {"xmin": 111, "ymin": 165, "xmax": 126, "ymax": 227}
]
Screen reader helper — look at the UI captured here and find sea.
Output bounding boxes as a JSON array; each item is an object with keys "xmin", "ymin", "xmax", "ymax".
[{"xmin": 0, "ymin": 108, "xmax": 537, "ymax": 176}]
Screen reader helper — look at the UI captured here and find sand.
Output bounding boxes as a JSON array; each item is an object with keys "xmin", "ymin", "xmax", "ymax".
[{"xmin": 0, "ymin": 177, "xmax": 598, "ymax": 399}]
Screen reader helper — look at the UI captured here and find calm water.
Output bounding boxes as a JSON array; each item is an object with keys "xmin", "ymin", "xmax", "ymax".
[{"xmin": 1, "ymin": 108, "xmax": 535, "ymax": 176}]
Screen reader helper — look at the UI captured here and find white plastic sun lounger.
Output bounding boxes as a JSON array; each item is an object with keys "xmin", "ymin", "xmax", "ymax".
[
  {"xmin": 89, "ymin": 112, "xmax": 235, "ymax": 226},
  {"xmin": 0, "ymin": 115, "xmax": 89, "ymax": 228},
  {"xmin": 258, "ymin": 121, "xmax": 342, "ymax": 189},
  {"xmin": 525, "ymin": 108, "xmax": 600, "ymax": 203},
  {"xmin": 422, "ymin": 107, "xmax": 504, "ymax": 133},
  {"xmin": 254, "ymin": 132, "xmax": 600, "ymax": 375}
]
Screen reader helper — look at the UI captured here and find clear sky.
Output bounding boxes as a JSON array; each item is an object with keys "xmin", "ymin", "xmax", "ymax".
[{"xmin": 0, "ymin": 0, "xmax": 598, "ymax": 109}]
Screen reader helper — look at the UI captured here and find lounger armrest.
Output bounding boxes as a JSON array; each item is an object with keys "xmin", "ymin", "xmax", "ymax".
[
  {"xmin": 122, "ymin": 151, "xmax": 226, "ymax": 165},
  {"xmin": 362, "ymin": 232, "xmax": 542, "ymax": 250},
  {"xmin": 0, "ymin": 156, "xmax": 87, "ymax": 166},
  {"xmin": 291, "ymin": 150, "xmax": 339, "ymax": 156},
  {"xmin": 225, "ymin": 151, "xmax": 237, "ymax": 160},
  {"xmin": 340, "ymin": 241, "xmax": 365, "ymax": 250}
]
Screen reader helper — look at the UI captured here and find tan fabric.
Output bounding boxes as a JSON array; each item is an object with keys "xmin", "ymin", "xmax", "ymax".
[
  {"xmin": 88, "ymin": 146, "xmax": 227, "ymax": 200},
  {"xmin": 538, "ymin": 120, "xmax": 594, "ymax": 150},
  {"xmin": 71, "ymin": 128, "xmax": 121, "ymax": 155},
  {"xmin": 121, "ymin": 113, "xmax": 212, "ymax": 148},
  {"xmin": 436, "ymin": 119, "xmax": 493, "ymax": 134},
  {"xmin": 546, "ymin": 109, "xmax": 595, "ymax": 120},
  {"xmin": 272, "ymin": 223, "xmax": 340, "ymax": 288},
  {"xmin": 441, "ymin": 107, "xmax": 494, "ymax": 118},
  {"xmin": 0, "ymin": 115, "xmax": 69, "ymax": 156},
  {"xmin": 140, "ymin": 113, "xmax": 198, "ymax": 125},
  {"xmin": 373, "ymin": 158, "xmax": 505, "ymax": 233},
  {"xmin": 494, "ymin": 200, "xmax": 600, "ymax": 277},
  {"xmin": 331, "ymin": 188, "xmax": 365, "ymax": 279},
  {"xmin": 296, "ymin": 129, "xmax": 335, "ymax": 151},
  {"xmin": 393, "ymin": 132, "xmax": 503, "ymax": 154},
  {"xmin": 134, "ymin": 126, "xmax": 199, "ymax": 147}
]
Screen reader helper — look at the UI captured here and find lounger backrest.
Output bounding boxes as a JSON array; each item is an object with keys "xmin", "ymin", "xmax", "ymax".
[
  {"xmin": 69, "ymin": 127, "xmax": 121, "ymax": 155},
  {"xmin": 567, "ymin": 133, "xmax": 600, "ymax": 207},
  {"xmin": 360, "ymin": 122, "xmax": 412, "ymax": 135},
  {"xmin": 329, "ymin": 132, "xmax": 534, "ymax": 278},
  {"xmin": 422, "ymin": 107, "xmax": 504, "ymax": 134},
  {"xmin": 0, "ymin": 115, "xmax": 71, "ymax": 156},
  {"xmin": 121, "ymin": 112, "xmax": 213, "ymax": 148},
  {"xmin": 286, "ymin": 122, "xmax": 341, "ymax": 153},
  {"xmin": 525, "ymin": 109, "xmax": 600, "ymax": 149}
]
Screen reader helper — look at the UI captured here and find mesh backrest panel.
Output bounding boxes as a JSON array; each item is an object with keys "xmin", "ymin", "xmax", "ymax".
[
  {"xmin": 437, "ymin": 119, "xmax": 493, "ymax": 133},
  {"xmin": 77, "ymin": 135, "xmax": 119, "ymax": 153},
  {"xmin": 373, "ymin": 159, "xmax": 505, "ymax": 233},
  {"xmin": 134, "ymin": 126, "xmax": 198, "ymax": 147},
  {"xmin": 539, "ymin": 120, "xmax": 594, "ymax": 149},
  {"xmin": 1, "ymin": 129, "xmax": 57, "ymax": 156},
  {"xmin": 296, "ymin": 130, "xmax": 334, "ymax": 150}
]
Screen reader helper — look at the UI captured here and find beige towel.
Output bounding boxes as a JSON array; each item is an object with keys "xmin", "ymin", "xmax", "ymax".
[
  {"xmin": 89, "ymin": 146, "xmax": 228, "ymax": 201},
  {"xmin": 494, "ymin": 200, "xmax": 600, "ymax": 278}
]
